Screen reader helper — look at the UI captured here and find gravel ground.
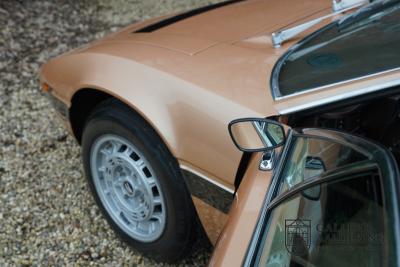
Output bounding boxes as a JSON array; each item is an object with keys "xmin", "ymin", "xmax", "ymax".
[{"xmin": 0, "ymin": 1, "xmax": 222, "ymax": 266}]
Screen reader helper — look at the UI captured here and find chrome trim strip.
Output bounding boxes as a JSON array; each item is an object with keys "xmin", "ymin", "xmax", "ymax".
[
  {"xmin": 179, "ymin": 164, "xmax": 235, "ymax": 194},
  {"xmin": 277, "ymin": 76, "xmax": 400, "ymax": 115},
  {"xmin": 275, "ymin": 66, "xmax": 400, "ymax": 101},
  {"xmin": 181, "ymin": 168, "xmax": 233, "ymax": 213}
]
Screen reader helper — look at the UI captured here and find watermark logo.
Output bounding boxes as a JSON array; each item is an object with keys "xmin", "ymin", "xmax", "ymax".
[
  {"xmin": 317, "ymin": 222, "xmax": 384, "ymax": 245},
  {"xmin": 284, "ymin": 219, "xmax": 384, "ymax": 255},
  {"xmin": 285, "ymin": 219, "xmax": 311, "ymax": 256}
]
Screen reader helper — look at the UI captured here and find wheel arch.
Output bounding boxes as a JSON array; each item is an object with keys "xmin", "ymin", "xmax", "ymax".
[
  {"xmin": 69, "ymin": 87, "xmax": 175, "ymax": 156},
  {"xmin": 42, "ymin": 49, "xmax": 243, "ymax": 189}
]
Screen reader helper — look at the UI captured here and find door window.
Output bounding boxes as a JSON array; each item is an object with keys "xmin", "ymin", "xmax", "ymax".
[
  {"xmin": 278, "ymin": 136, "xmax": 368, "ymax": 195},
  {"xmin": 257, "ymin": 172, "xmax": 384, "ymax": 267},
  {"xmin": 245, "ymin": 129, "xmax": 400, "ymax": 267}
]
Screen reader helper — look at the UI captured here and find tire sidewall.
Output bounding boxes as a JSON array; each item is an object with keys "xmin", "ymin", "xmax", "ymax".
[{"xmin": 81, "ymin": 104, "xmax": 196, "ymax": 261}]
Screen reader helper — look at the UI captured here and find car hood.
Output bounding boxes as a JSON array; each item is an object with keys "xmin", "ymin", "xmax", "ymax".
[{"xmin": 103, "ymin": 0, "xmax": 331, "ymax": 55}]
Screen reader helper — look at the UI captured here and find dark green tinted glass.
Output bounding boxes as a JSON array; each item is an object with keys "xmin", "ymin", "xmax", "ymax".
[
  {"xmin": 256, "ymin": 173, "xmax": 386, "ymax": 267},
  {"xmin": 277, "ymin": 136, "xmax": 368, "ymax": 195},
  {"xmin": 275, "ymin": 2, "xmax": 400, "ymax": 97}
]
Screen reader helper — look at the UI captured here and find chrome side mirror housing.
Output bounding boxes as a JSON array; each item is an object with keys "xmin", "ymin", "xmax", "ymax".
[
  {"xmin": 228, "ymin": 118, "xmax": 286, "ymax": 152},
  {"xmin": 259, "ymin": 150, "xmax": 275, "ymax": 171}
]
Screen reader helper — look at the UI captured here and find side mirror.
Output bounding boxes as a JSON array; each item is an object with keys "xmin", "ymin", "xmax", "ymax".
[{"xmin": 228, "ymin": 118, "xmax": 286, "ymax": 152}]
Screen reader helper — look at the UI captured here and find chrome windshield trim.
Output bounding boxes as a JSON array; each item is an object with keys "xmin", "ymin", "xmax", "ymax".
[
  {"xmin": 333, "ymin": 0, "xmax": 371, "ymax": 12},
  {"xmin": 271, "ymin": 1, "xmax": 366, "ymax": 48},
  {"xmin": 276, "ymin": 73, "xmax": 400, "ymax": 115},
  {"xmin": 270, "ymin": 0, "xmax": 400, "ymax": 101}
]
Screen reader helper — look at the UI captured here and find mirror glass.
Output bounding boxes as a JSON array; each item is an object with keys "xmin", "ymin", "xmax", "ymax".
[{"xmin": 229, "ymin": 119, "xmax": 285, "ymax": 152}]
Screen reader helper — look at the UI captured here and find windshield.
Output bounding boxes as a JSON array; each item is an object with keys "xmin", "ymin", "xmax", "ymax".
[{"xmin": 272, "ymin": 0, "xmax": 400, "ymax": 98}]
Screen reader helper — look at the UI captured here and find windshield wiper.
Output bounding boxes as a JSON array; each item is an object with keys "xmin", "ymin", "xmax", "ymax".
[
  {"xmin": 338, "ymin": 0, "xmax": 400, "ymax": 30},
  {"xmin": 271, "ymin": 0, "xmax": 370, "ymax": 48}
]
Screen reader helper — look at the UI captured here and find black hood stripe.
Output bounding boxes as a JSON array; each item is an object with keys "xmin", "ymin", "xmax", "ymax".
[{"xmin": 135, "ymin": 0, "xmax": 245, "ymax": 33}]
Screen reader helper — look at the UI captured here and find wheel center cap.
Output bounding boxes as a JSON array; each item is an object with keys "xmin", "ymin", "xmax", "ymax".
[{"xmin": 123, "ymin": 181, "xmax": 134, "ymax": 195}]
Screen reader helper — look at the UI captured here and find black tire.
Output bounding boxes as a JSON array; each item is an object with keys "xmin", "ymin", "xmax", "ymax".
[{"xmin": 81, "ymin": 98, "xmax": 198, "ymax": 262}]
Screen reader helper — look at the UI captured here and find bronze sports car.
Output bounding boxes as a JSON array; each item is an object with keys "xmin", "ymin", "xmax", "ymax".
[{"xmin": 40, "ymin": 0, "xmax": 400, "ymax": 263}]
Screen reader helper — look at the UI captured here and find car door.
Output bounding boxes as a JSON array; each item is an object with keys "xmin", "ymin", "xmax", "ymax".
[{"xmin": 211, "ymin": 126, "xmax": 400, "ymax": 267}]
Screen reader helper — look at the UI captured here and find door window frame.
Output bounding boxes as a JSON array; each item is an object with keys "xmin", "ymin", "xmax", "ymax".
[{"xmin": 243, "ymin": 128, "xmax": 400, "ymax": 267}]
